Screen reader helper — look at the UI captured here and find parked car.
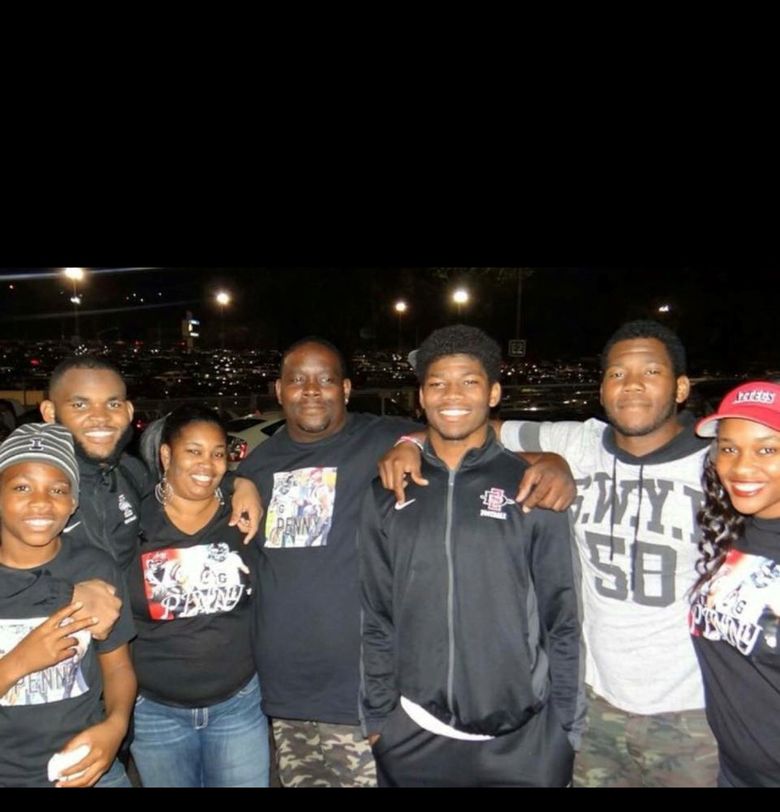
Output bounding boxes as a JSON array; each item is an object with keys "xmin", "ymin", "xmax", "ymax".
[{"xmin": 226, "ymin": 411, "xmax": 286, "ymax": 469}]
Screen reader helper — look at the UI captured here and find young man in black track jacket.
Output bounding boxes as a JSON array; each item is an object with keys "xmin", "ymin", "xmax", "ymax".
[{"xmin": 358, "ymin": 325, "xmax": 585, "ymax": 788}]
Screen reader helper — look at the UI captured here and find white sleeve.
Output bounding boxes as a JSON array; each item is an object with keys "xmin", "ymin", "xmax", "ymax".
[
  {"xmin": 500, "ymin": 420, "xmax": 587, "ymax": 457},
  {"xmin": 500, "ymin": 420, "xmax": 543, "ymax": 452}
]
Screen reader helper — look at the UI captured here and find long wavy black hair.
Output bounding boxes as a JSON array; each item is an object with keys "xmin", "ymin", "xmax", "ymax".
[{"xmin": 693, "ymin": 450, "xmax": 746, "ymax": 594}]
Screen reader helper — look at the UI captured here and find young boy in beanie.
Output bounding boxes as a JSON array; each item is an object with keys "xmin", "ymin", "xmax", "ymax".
[{"xmin": 0, "ymin": 424, "xmax": 136, "ymax": 788}]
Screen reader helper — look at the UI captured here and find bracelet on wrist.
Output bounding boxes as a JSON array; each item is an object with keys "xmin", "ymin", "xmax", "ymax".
[{"xmin": 394, "ymin": 435, "xmax": 424, "ymax": 452}]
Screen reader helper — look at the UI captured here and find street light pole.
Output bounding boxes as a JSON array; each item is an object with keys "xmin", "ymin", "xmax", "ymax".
[
  {"xmin": 394, "ymin": 300, "xmax": 407, "ymax": 353},
  {"xmin": 515, "ymin": 269, "xmax": 523, "ymax": 339},
  {"xmin": 215, "ymin": 291, "xmax": 231, "ymax": 348},
  {"xmin": 452, "ymin": 288, "xmax": 469, "ymax": 321},
  {"xmin": 64, "ymin": 268, "xmax": 85, "ymax": 342}
]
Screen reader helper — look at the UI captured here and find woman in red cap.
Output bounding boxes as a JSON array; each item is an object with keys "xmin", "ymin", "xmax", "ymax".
[{"xmin": 691, "ymin": 381, "xmax": 780, "ymax": 787}]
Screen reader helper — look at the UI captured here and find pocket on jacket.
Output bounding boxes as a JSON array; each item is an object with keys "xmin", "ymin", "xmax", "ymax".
[{"xmin": 547, "ymin": 700, "xmax": 576, "ymax": 754}]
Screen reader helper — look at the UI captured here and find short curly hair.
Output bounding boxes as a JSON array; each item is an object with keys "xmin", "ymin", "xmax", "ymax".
[
  {"xmin": 415, "ymin": 325, "xmax": 502, "ymax": 384},
  {"xmin": 601, "ymin": 319, "xmax": 687, "ymax": 378}
]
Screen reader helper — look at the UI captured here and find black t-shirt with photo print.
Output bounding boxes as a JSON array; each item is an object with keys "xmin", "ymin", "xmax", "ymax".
[
  {"xmin": 0, "ymin": 540, "xmax": 134, "ymax": 788},
  {"xmin": 238, "ymin": 413, "xmax": 419, "ymax": 725},
  {"xmin": 129, "ymin": 498, "xmax": 259, "ymax": 708},
  {"xmin": 691, "ymin": 516, "xmax": 780, "ymax": 787}
]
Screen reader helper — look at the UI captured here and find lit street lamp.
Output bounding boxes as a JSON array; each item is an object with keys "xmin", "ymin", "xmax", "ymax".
[
  {"xmin": 658, "ymin": 304, "xmax": 671, "ymax": 313},
  {"xmin": 215, "ymin": 290, "xmax": 231, "ymax": 348},
  {"xmin": 394, "ymin": 300, "xmax": 407, "ymax": 352},
  {"xmin": 63, "ymin": 268, "xmax": 85, "ymax": 341},
  {"xmin": 452, "ymin": 287, "xmax": 469, "ymax": 320}
]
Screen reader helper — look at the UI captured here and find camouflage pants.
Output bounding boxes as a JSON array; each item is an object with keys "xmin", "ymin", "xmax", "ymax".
[
  {"xmin": 574, "ymin": 687, "xmax": 718, "ymax": 787},
  {"xmin": 272, "ymin": 718, "xmax": 377, "ymax": 787}
]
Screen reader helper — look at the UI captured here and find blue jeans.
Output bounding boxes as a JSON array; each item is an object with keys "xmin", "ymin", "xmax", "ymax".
[
  {"xmin": 95, "ymin": 759, "xmax": 133, "ymax": 788},
  {"xmin": 130, "ymin": 675, "xmax": 270, "ymax": 787}
]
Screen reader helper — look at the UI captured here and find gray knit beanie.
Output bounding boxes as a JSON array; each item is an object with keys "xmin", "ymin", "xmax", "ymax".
[{"xmin": 0, "ymin": 423, "xmax": 80, "ymax": 504}]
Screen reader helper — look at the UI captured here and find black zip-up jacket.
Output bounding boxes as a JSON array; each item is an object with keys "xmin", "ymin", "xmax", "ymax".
[
  {"xmin": 358, "ymin": 431, "xmax": 585, "ymax": 745},
  {"xmin": 65, "ymin": 447, "xmax": 150, "ymax": 574}
]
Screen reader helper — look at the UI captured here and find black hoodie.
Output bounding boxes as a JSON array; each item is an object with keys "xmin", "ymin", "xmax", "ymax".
[{"xmin": 64, "ymin": 426, "xmax": 151, "ymax": 574}]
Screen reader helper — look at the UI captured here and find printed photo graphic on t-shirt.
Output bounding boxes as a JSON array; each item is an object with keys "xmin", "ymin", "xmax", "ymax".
[
  {"xmin": 142, "ymin": 542, "xmax": 250, "ymax": 620},
  {"xmin": 264, "ymin": 467, "xmax": 337, "ymax": 548},
  {"xmin": 0, "ymin": 617, "xmax": 90, "ymax": 706},
  {"xmin": 690, "ymin": 549, "xmax": 780, "ymax": 655}
]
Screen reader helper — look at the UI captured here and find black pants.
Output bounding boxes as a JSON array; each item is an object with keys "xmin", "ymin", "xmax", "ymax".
[{"xmin": 373, "ymin": 703, "xmax": 574, "ymax": 788}]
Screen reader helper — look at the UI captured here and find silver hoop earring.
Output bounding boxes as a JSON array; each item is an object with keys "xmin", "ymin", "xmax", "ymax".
[{"xmin": 155, "ymin": 474, "xmax": 174, "ymax": 506}]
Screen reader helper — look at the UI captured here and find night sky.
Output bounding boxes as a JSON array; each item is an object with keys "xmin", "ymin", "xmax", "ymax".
[{"xmin": 0, "ymin": 267, "xmax": 777, "ymax": 376}]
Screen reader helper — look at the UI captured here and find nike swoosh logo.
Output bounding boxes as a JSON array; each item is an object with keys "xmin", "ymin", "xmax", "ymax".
[
  {"xmin": 394, "ymin": 499, "xmax": 416, "ymax": 511},
  {"xmin": 63, "ymin": 521, "xmax": 82, "ymax": 533}
]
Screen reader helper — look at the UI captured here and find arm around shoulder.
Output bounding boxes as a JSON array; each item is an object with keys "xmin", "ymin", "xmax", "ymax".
[
  {"xmin": 514, "ymin": 452, "xmax": 576, "ymax": 513},
  {"xmin": 378, "ymin": 434, "xmax": 429, "ymax": 504},
  {"xmin": 72, "ymin": 579, "xmax": 121, "ymax": 641}
]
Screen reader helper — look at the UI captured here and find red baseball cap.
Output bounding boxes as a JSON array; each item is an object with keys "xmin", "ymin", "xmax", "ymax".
[{"xmin": 696, "ymin": 381, "xmax": 780, "ymax": 438}]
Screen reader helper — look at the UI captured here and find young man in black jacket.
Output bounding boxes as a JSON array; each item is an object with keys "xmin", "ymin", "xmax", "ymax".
[{"xmin": 358, "ymin": 325, "xmax": 584, "ymax": 787}]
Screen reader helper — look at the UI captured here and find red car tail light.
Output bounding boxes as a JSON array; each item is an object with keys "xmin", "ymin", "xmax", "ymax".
[{"xmin": 229, "ymin": 437, "xmax": 248, "ymax": 463}]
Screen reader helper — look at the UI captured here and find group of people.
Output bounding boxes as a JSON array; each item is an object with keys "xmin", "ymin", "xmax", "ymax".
[
  {"xmin": 382, "ymin": 320, "xmax": 780, "ymax": 788},
  {"xmin": 0, "ymin": 316, "xmax": 778, "ymax": 788},
  {"xmin": 0, "ymin": 359, "xmax": 265, "ymax": 788}
]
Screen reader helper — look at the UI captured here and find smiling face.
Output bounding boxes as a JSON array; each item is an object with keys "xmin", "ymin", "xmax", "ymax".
[
  {"xmin": 715, "ymin": 418, "xmax": 780, "ymax": 519},
  {"xmin": 600, "ymin": 337, "xmax": 690, "ymax": 450},
  {"xmin": 0, "ymin": 462, "xmax": 76, "ymax": 565},
  {"xmin": 161, "ymin": 421, "xmax": 228, "ymax": 503},
  {"xmin": 420, "ymin": 353, "xmax": 501, "ymax": 466},
  {"xmin": 41, "ymin": 368, "xmax": 134, "ymax": 462},
  {"xmin": 275, "ymin": 342, "xmax": 351, "ymax": 443}
]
